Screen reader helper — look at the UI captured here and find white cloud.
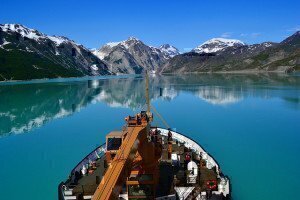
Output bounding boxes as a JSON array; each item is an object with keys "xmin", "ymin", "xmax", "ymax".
[
  {"xmin": 221, "ymin": 32, "xmax": 233, "ymax": 38},
  {"xmin": 251, "ymin": 33, "xmax": 261, "ymax": 38},
  {"xmin": 287, "ymin": 26, "xmax": 300, "ymax": 32},
  {"xmin": 240, "ymin": 32, "xmax": 261, "ymax": 38}
]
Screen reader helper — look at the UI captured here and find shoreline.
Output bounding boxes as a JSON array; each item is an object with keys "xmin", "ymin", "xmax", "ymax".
[
  {"xmin": 162, "ymin": 68, "xmax": 299, "ymax": 75},
  {"xmin": 0, "ymin": 74, "xmax": 140, "ymax": 85},
  {"xmin": 0, "ymin": 70, "xmax": 298, "ymax": 85}
]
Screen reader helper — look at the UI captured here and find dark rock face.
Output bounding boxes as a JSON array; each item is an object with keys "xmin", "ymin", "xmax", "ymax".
[
  {"xmin": 161, "ymin": 52, "xmax": 216, "ymax": 73},
  {"xmin": 0, "ymin": 24, "xmax": 111, "ymax": 81}
]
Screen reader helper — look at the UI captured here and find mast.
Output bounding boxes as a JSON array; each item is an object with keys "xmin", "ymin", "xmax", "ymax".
[{"xmin": 145, "ymin": 70, "xmax": 151, "ymax": 117}]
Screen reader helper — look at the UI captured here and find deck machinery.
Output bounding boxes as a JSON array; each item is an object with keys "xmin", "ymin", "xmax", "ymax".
[{"xmin": 93, "ymin": 111, "xmax": 162, "ymax": 200}]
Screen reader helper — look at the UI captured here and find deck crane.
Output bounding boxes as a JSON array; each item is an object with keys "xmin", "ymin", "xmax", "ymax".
[{"xmin": 92, "ymin": 71, "xmax": 162, "ymax": 200}]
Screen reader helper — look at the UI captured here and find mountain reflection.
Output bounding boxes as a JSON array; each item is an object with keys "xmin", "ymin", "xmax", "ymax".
[
  {"xmin": 0, "ymin": 73, "xmax": 299, "ymax": 137},
  {"xmin": 196, "ymin": 86, "xmax": 242, "ymax": 105}
]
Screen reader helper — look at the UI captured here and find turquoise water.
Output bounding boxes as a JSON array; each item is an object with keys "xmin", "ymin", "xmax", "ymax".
[{"xmin": 0, "ymin": 73, "xmax": 299, "ymax": 200}]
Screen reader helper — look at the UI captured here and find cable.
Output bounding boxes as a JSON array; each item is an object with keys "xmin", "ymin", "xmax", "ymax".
[{"xmin": 150, "ymin": 105, "xmax": 170, "ymax": 129}]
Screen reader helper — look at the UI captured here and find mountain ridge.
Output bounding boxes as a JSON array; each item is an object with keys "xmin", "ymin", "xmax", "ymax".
[{"xmin": 1, "ymin": 23, "xmax": 299, "ymax": 81}]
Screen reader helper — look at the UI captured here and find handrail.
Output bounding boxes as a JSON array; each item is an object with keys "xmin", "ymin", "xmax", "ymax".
[{"xmin": 70, "ymin": 143, "xmax": 106, "ymax": 175}]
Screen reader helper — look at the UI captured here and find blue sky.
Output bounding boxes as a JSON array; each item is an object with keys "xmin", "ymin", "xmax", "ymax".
[{"xmin": 1, "ymin": 0, "xmax": 299, "ymax": 51}]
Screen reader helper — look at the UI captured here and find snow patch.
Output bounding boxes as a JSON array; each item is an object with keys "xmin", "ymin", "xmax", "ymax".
[
  {"xmin": 90, "ymin": 64, "xmax": 98, "ymax": 71},
  {"xmin": 0, "ymin": 38, "xmax": 11, "ymax": 48},
  {"xmin": 0, "ymin": 24, "xmax": 72, "ymax": 46},
  {"xmin": 47, "ymin": 36, "xmax": 69, "ymax": 46},
  {"xmin": 33, "ymin": 65, "xmax": 40, "ymax": 69},
  {"xmin": 194, "ymin": 38, "xmax": 245, "ymax": 53},
  {"xmin": 26, "ymin": 47, "xmax": 34, "ymax": 52},
  {"xmin": 53, "ymin": 108, "xmax": 71, "ymax": 119},
  {"xmin": 262, "ymin": 42, "xmax": 273, "ymax": 47},
  {"xmin": 106, "ymin": 41, "xmax": 120, "ymax": 48},
  {"xmin": 92, "ymin": 50, "xmax": 108, "ymax": 60}
]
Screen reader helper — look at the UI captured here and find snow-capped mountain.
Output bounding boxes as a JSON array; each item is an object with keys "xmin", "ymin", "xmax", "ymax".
[
  {"xmin": 92, "ymin": 37, "xmax": 179, "ymax": 74},
  {"xmin": 0, "ymin": 24, "xmax": 71, "ymax": 46},
  {"xmin": 1, "ymin": 23, "xmax": 298, "ymax": 80},
  {"xmin": 193, "ymin": 38, "xmax": 245, "ymax": 54},
  {"xmin": 0, "ymin": 24, "xmax": 110, "ymax": 81},
  {"xmin": 162, "ymin": 32, "xmax": 300, "ymax": 73},
  {"xmin": 159, "ymin": 44, "xmax": 180, "ymax": 58}
]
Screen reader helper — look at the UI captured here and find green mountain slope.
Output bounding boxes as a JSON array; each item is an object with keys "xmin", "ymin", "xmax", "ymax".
[
  {"xmin": 0, "ymin": 48, "xmax": 83, "ymax": 81},
  {"xmin": 0, "ymin": 24, "xmax": 111, "ymax": 81}
]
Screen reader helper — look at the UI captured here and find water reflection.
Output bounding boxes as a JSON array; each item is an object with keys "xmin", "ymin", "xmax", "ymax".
[
  {"xmin": 195, "ymin": 86, "xmax": 242, "ymax": 105},
  {"xmin": 0, "ymin": 73, "xmax": 299, "ymax": 137}
]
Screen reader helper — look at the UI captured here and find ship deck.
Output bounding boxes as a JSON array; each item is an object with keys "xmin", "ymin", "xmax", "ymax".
[
  {"xmin": 59, "ymin": 128, "xmax": 230, "ymax": 200},
  {"xmin": 72, "ymin": 157, "xmax": 106, "ymax": 196}
]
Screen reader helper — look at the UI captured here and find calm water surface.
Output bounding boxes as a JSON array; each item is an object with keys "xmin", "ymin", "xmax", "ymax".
[{"xmin": 0, "ymin": 73, "xmax": 299, "ymax": 200}]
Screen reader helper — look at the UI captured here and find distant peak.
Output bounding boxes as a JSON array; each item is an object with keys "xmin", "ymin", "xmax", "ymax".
[
  {"xmin": 193, "ymin": 37, "xmax": 245, "ymax": 53},
  {"xmin": 159, "ymin": 44, "xmax": 180, "ymax": 57},
  {"xmin": 159, "ymin": 44, "xmax": 178, "ymax": 50},
  {"xmin": 160, "ymin": 44, "xmax": 172, "ymax": 48},
  {"xmin": 103, "ymin": 37, "xmax": 141, "ymax": 49},
  {"xmin": 293, "ymin": 31, "xmax": 300, "ymax": 36},
  {"xmin": 281, "ymin": 30, "xmax": 300, "ymax": 44},
  {"xmin": 125, "ymin": 37, "xmax": 142, "ymax": 45},
  {"xmin": 127, "ymin": 36, "xmax": 139, "ymax": 41},
  {"xmin": 202, "ymin": 38, "xmax": 245, "ymax": 45},
  {"xmin": 105, "ymin": 41, "xmax": 121, "ymax": 48}
]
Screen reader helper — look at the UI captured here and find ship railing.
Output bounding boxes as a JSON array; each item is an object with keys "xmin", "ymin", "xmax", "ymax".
[
  {"xmin": 70, "ymin": 143, "xmax": 106, "ymax": 176},
  {"xmin": 158, "ymin": 128, "xmax": 230, "ymax": 196},
  {"xmin": 212, "ymin": 176, "xmax": 230, "ymax": 197},
  {"xmin": 157, "ymin": 128, "xmax": 230, "ymax": 197},
  {"xmin": 158, "ymin": 129, "xmax": 226, "ymax": 174},
  {"xmin": 156, "ymin": 194, "xmax": 176, "ymax": 200},
  {"xmin": 60, "ymin": 144, "xmax": 106, "ymax": 199},
  {"xmin": 157, "ymin": 128, "xmax": 219, "ymax": 170}
]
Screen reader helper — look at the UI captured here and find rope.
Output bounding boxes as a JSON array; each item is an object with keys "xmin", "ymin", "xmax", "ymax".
[{"xmin": 150, "ymin": 105, "xmax": 170, "ymax": 129}]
